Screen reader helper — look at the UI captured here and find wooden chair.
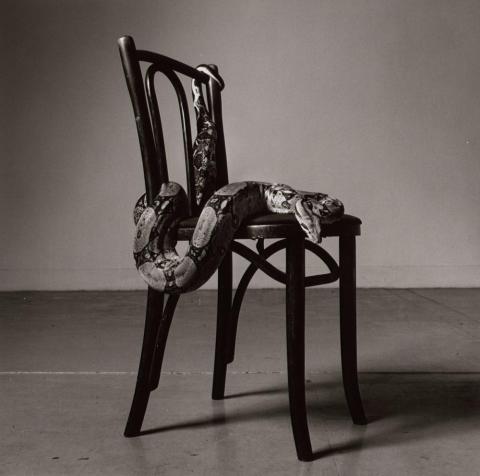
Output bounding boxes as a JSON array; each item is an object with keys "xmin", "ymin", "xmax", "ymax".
[{"xmin": 118, "ymin": 35, "xmax": 366, "ymax": 461}]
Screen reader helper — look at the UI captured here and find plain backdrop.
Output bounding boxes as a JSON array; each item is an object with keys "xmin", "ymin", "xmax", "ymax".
[{"xmin": 1, "ymin": 0, "xmax": 479, "ymax": 290}]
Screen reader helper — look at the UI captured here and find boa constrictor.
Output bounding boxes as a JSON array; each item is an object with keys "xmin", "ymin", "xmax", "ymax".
[{"xmin": 133, "ymin": 66, "xmax": 344, "ymax": 294}]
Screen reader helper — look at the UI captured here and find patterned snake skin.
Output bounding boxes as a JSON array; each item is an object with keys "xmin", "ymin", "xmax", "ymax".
[{"xmin": 133, "ymin": 66, "xmax": 344, "ymax": 294}]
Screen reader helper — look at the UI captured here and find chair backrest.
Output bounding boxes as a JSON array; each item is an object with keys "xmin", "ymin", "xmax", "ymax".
[{"xmin": 118, "ymin": 35, "xmax": 228, "ymax": 216}]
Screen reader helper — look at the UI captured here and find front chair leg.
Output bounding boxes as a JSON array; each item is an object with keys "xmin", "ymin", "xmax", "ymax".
[
  {"xmin": 124, "ymin": 287, "xmax": 164, "ymax": 436},
  {"xmin": 286, "ymin": 236, "xmax": 313, "ymax": 461},
  {"xmin": 125, "ymin": 289, "xmax": 179, "ymax": 436},
  {"xmin": 339, "ymin": 235, "xmax": 367, "ymax": 425},
  {"xmin": 212, "ymin": 250, "xmax": 232, "ymax": 400}
]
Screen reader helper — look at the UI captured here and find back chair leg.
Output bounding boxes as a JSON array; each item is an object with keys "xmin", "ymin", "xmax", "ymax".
[
  {"xmin": 148, "ymin": 294, "xmax": 180, "ymax": 391},
  {"xmin": 212, "ymin": 251, "xmax": 233, "ymax": 400},
  {"xmin": 339, "ymin": 235, "xmax": 367, "ymax": 425},
  {"xmin": 125, "ymin": 289, "xmax": 179, "ymax": 436},
  {"xmin": 225, "ymin": 261, "xmax": 256, "ymax": 364},
  {"xmin": 286, "ymin": 236, "xmax": 313, "ymax": 461}
]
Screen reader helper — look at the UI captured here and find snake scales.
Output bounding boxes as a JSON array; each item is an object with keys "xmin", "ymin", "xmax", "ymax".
[{"xmin": 133, "ymin": 66, "xmax": 344, "ymax": 294}]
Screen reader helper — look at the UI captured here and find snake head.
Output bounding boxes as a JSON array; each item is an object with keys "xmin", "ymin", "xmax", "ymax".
[{"xmin": 294, "ymin": 198, "xmax": 323, "ymax": 243}]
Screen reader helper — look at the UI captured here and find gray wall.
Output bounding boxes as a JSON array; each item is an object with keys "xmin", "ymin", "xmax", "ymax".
[{"xmin": 2, "ymin": 0, "xmax": 480, "ymax": 290}]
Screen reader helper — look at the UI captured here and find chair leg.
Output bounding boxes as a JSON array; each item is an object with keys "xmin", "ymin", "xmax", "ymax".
[
  {"xmin": 339, "ymin": 235, "xmax": 367, "ymax": 425},
  {"xmin": 286, "ymin": 236, "xmax": 313, "ymax": 461},
  {"xmin": 124, "ymin": 288, "xmax": 178, "ymax": 437},
  {"xmin": 148, "ymin": 294, "xmax": 180, "ymax": 391},
  {"xmin": 226, "ymin": 260, "xmax": 256, "ymax": 363},
  {"xmin": 212, "ymin": 250, "xmax": 232, "ymax": 400}
]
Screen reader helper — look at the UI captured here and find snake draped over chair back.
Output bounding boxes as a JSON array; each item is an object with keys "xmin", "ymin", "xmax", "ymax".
[
  {"xmin": 131, "ymin": 64, "xmax": 345, "ymax": 294},
  {"xmin": 118, "ymin": 36, "xmax": 344, "ymax": 294}
]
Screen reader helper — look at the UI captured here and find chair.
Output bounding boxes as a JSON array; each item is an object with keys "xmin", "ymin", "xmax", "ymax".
[{"xmin": 118, "ymin": 35, "xmax": 366, "ymax": 461}]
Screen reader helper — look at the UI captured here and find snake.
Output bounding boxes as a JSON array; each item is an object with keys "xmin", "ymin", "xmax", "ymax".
[{"xmin": 133, "ymin": 66, "xmax": 344, "ymax": 294}]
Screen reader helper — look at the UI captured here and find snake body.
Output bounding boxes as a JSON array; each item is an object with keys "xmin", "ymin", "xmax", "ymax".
[{"xmin": 133, "ymin": 67, "xmax": 344, "ymax": 294}]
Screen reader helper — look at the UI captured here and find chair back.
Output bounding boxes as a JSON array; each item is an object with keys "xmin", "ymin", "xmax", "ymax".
[{"xmin": 118, "ymin": 36, "xmax": 228, "ymax": 216}]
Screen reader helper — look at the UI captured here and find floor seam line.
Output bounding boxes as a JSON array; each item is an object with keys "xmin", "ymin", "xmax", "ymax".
[
  {"xmin": 1, "ymin": 370, "xmax": 479, "ymax": 375},
  {"xmin": 407, "ymin": 288, "xmax": 473, "ymax": 319}
]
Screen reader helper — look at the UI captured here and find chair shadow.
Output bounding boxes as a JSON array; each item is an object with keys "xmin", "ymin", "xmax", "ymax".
[
  {"xmin": 310, "ymin": 372, "xmax": 480, "ymax": 460},
  {"xmin": 139, "ymin": 373, "xmax": 480, "ymax": 461},
  {"xmin": 139, "ymin": 414, "xmax": 227, "ymax": 436}
]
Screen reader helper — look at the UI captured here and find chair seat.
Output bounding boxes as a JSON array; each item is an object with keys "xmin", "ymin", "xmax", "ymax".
[{"xmin": 176, "ymin": 213, "xmax": 361, "ymax": 240}]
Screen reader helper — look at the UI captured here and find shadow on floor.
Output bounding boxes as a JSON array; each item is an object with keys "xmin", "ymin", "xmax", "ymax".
[{"xmin": 139, "ymin": 373, "xmax": 480, "ymax": 460}]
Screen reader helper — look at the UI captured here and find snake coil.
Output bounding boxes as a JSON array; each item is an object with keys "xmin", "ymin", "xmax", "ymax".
[{"xmin": 133, "ymin": 66, "xmax": 344, "ymax": 294}]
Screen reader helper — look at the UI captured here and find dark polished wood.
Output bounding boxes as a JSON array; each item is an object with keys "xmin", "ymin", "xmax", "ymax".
[
  {"xmin": 124, "ymin": 287, "xmax": 164, "ymax": 436},
  {"xmin": 176, "ymin": 213, "xmax": 361, "ymax": 241},
  {"xmin": 124, "ymin": 290, "xmax": 180, "ymax": 437},
  {"xmin": 339, "ymin": 235, "xmax": 367, "ymax": 425},
  {"xmin": 118, "ymin": 35, "xmax": 226, "ymax": 213},
  {"xmin": 118, "ymin": 35, "xmax": 366, "ymax": 460},
  {"xmin": 286, "ymin": 235, "xmax": 313, "ymax": 461},
  {"xmin": 118, "ymin": 37, "xmax": 160, "ymax": 203},
  {"xmin": 226, "ymin": 239, "xmax": 288, "ymax": 363},
  {"xmin": 212, "ymin": 250, "xmax": 232, "ymax": 399},
  {"xmin": 148, "ymin": 294, "xmax": 180, "ymax": 391}
]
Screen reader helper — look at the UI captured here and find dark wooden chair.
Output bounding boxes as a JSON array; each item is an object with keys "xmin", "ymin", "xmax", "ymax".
[{"xmin": 118, "ymin": 35, "xmax": 366, "ymax": 461}]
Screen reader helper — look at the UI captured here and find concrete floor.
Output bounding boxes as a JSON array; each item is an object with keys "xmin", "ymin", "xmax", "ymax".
[{"xmin": 0, "ymin": 289, "xmax": 479, "ymax": 475}]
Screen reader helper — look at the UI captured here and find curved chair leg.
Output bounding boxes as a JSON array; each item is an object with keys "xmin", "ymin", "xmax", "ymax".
[
  {"xmin": 226, "ymin": 260, "xmax": 256, "ymax": 363},
  {"xmin": 339, "ymin": 235, "xmax": 367, "ymax": 425},
  {"xmin": 286, "ymin": 236, "xmax": 313, "ymax": 461},
  {"xmin": 212, "ymin": 250, "xmax": 232, "ymax": 400},
  {"xmin": 148, "ymin": 294, "xmax": 180, "ymax": 391},
  {"xmin": 227, "ymin": 239, "xmax": 289, "ymax": 363},
  {"xmin": 124, "ymin": 289, "xmax": 178, "ymax": 436}
]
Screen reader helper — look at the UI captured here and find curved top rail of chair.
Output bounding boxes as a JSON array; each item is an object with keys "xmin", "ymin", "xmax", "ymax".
[{"xmin": 117, "ymin": 36, "xmax": 214, "ymax": 85}]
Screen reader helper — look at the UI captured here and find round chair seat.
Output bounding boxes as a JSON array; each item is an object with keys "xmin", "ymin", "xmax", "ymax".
[{"xmin": 176, "ymin": 213, "xmax": 361, "ymax": 240}]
